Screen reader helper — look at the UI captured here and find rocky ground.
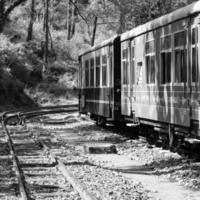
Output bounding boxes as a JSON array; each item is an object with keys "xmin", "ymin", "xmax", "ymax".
[
  {"xmin": 27, "ymin": 112, "xmax": 200, "ymax": 200},
  {"xmin": 1, "ymin": 112, "xmax": 200, "ymax": 200}
]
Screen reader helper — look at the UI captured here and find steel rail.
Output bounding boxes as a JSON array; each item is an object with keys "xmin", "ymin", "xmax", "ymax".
[
  {"xmin": 35, "ymin": 139, "xmax": 98, "ymax": 200},
  {"xmin": 1, "ymin": 105, "xmax": 99, "ymax": 200},
  {"xmin": 3, "ymin": 105, "xmax": 78, "ymax": 124},
  {"xmin": 2, "ymin": 122, "xmax": 30, "ymax": 200},
  {"xmin": 0, "ymin": 104, "xmax": 78, "ymax": 200}
]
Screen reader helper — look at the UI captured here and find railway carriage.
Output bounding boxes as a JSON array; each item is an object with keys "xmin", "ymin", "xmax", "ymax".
[
  {"xmin": 120, "ymin": 1, "xmax": 200, "ymax": 142},
  {"xmin": 78, "ymin": 36, "xmax": 121, "ymax": 124},
  {"xmin": 79, "ymin": 1, "xmax": 200, "ymax": 144}
]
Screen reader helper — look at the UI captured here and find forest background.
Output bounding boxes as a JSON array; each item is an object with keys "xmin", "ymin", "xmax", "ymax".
[{"xmin": 0, "ymin": 0, "xmax": 197, "ymax": 110}]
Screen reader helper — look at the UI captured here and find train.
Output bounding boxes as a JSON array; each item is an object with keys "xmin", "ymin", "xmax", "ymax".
[{"xmin": 78, "ymin": 1, "xmax": 200, "ymax": 147}]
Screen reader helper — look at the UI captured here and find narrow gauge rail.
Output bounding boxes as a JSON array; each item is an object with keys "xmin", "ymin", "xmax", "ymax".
[{"xmin": 0, "ymin": 105, "xmax": 97, "ymax": 200}]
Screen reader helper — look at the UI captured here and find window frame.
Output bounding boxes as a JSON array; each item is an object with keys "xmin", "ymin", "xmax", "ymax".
[
  {"xmin": 191, "ymin": 26, "xmax": 199, "ymax": 85},
  {"xmin": 173, "ymin": 29, "xmax": 188, "ymax": 85},
  {"xmin": 79, "ymin": 59, "xmax": 82, "ymax": 89},
  {"xmin": 131, "ymin": 40, "xmax": 135, "ymax": 85},
  {"xmin": 122, "ymin": 47, "xmax": 129, "ymax": 86},
  {"xmin": 95, "ymin": 55, "xmax": 101, "ymax": 88},
  {"xmin": 101, "ymin": 54, "xmax": 108, "ymax": 87},
  {"xmin": 90, "ymin": 58, "xmax": 95, "ymax": 88},
  {"xmin": 85, "ymin": 59, "xmax": 90, "ymax": 88},
  {"xmin": 160, "ymin": 34, "xmax": 172, "ymax": 85},
  {"xmin": 109, "ymin": 49, "xmax": 113, "ymax": 87},
  {"xmin": 145, "ymin": 38, "xmax": 156, "ymax": 85}
]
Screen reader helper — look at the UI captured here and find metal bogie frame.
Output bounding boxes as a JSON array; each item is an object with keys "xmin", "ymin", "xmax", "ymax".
[{"xmin": 79, "ymin": 1, "xmax": 200, "ymax": 146}]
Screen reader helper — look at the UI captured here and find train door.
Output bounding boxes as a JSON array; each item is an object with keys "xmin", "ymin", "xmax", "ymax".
[
  {"xmin": 170, "ymin": 19, "xmax": 190, "ymax": 127},
  {"xmin": 108, "ymin": 44, "xmax": 113, "ymax": 117},
  {"xmin": 113, "ymin": 36, "xmax": 121, "ymax": 120},
  {"xmin": 130, "ymin": 39, "xmax": 135, "ymax": 119},
  {"xmin": 121, "ymin": 40, "xmax": 131, "ymax": 116},
  {"xmin": 190, "ymin": 17, "xmax": 200, "ymax": 130}
]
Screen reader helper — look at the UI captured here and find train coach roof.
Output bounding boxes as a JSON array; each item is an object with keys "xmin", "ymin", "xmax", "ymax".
[
  {"xmin": 79, "ymin": 35, "xmax": 118, "ymax": 57},
  {"xmin": 121, "ymin": 1, "xmax": 200, "ymax": 41}
]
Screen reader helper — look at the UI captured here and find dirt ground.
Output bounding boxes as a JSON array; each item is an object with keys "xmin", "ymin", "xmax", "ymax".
[{"xmin": 28, "ymin": 112, "xmax": 200, "ymax": 200}]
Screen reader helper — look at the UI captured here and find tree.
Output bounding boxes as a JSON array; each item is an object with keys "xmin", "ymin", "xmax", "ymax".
[
  {"xmin": 43, "ymin": 0, "xmax": 49, "ymax": 71},
  {"xmin": 91, "ymin": 16, "xmax": 97, "ymax": 46},
  {"xmin": 0, "ymin": 0, "xmax": 28, "ymax": 32},
  {"xmin": 27, "ymin": 0, "xmax": 35, "ymax": 41}
]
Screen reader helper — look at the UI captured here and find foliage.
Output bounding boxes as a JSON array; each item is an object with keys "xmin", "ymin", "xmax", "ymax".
[
  {"xmin": 0, "ymin": 34, "xmax": 43, "ymax": 86},
  {"xmin": 0, "ymin": 0, "xmax": 198, "ymax": 108}
]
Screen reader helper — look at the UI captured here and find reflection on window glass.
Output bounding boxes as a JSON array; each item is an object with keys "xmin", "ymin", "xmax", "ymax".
[
  {"xmin": 175, "ymin": 50, "xmax": 187, "ymax": 83},
  {"xmin": 122, "ymin": 48, "xmax": 129, "ymax": 85},
  {"xmin": 131, "ymin": 46, "xmax": 135, "ymax": 84},
  {"xmin": 85, "ymin": 60, "xmax": 89, "ymax": 87},
  {"xmin": 110, "ymin": 52, "xmax": 113, "ymax": 86},
  {"xmin": 174, "ymin": 31, "xmax": 187, "ymax": 83},
  {"xmin": 145, "ymin": 37, "xmax": 155, "ymax": 84},
  {"xmin": 102, "ymin": 55, "xmax": 107, "ymax": 86},
  {"xmin": 146, "ymin": 56, "xmax": 155, "ymax": 84},
  {"xmin": 160, "ymin": 35, "xmax": 172, "ymax": 84},
  {"xmin": 161, "ymin": 35, "xmax": 171, "ymax": 50},
  {"xmin": 174, "ymin": 31, "xmax": 186, "ymax": 47},
  {"xmin": 146, "ymin": 56, "xmax": 155, "ymax": 83},
  {"xmin": 192, "ymin": 27, "xmax": 198, "ymax": 83},
  {"xmin": 161, "ymin": 52, "xmax": 171, "ymax": 84},
  {"xmin": 145, "ymin": 40, "xmax": 155, "ymax": 54},
  {"xmin": 96, "ymin": 56, "xmax": 100, "ymax": 87},
  {"xmin": 90, "ymin": 58, "xmax": 94, "ymax": 87},
  {"xmin": 150, "ymin": 56, "xmax": 155, "ymax": 83}
]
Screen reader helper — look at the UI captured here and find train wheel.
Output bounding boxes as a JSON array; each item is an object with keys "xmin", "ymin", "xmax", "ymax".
[
  {"xmin": 96, "ymin": 116, "xmax": 106, "ymax": 127},
  {"xmin": 168, "ymin": 125, "xmax": 174, "ymax": 150}
]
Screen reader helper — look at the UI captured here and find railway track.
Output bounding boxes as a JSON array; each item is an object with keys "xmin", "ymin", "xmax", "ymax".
[
  {"xmin": 0, "ymin": 105, "xmax": 98, "ymax": 200},
  {"xmin": 1, "ymin": 105, "xmax": 200, "ymax": 199}
]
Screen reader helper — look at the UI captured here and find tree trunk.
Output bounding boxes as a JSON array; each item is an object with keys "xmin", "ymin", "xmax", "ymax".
[
  {"xmin": 91, "ymin": 16, "xmax": 97, "ymax": 46},
  {"xmin": 67, "ymin": 0, "xmax": 71, "ymax": 40},
  {"xmin": 117, "ymin": 11, "xmax": 126, "ymax": 34},
  {"xmin": 43, "ymin": 0, "xmax": 49, "ymax": 71},
  {"xmin": 0, "ymin": 0, "xmax": 28, "ymax": 33},
  {"xmin": 70, "ymin": 0, "xmax": 76, "ymax": 38},
  {"xmin": 27, "ymin": 0, "xmax": 35, "ymax": 41}
]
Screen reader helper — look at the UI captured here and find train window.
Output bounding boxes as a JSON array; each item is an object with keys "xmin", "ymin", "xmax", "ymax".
[
  {"xmin": 160, "ymin": 35, "xmax": 171, "ymax": 84},
  {"xmin": 174, "ymin": 31, "xmax": 187, "ymax": 83},
  {"xmin": 109, "ymin": 52, "xmax": 113, "ymax": 86},
  {"xmin": 146, "ymin": 55, "xmax": 155, "ymax": 83},
  {"xmin": 102, "ymin": 55, "xmax": 107, "ymax": 86},
  {"xmin": 175, "ymin": 50, "xmax": 187, "ymax": 83},
  {"xmin": 161, "ymin": 53, "xmax": 171, "ymax": 84},
  {"xmin": 145, "ymin": 40, "xmax": 155, "ymax": 54},
  {"xmin": 145, "ymin": 39, "xmax": 155, "ymax": 84},
  {"xmin": 96, "ymin": 56, "xmax": 100, "ymax": 87},
  {"xmin": 90, "ymin": 58, "xmax": 94, "ymax": 87},
  {"xmin": 122, "ymin": 48, "xmax": 129, "ymax": 85},
  {"xmin": 192, "ymin": 28, "xmax": 198, "ymax": 83},
  {"xmin": 85, "ymin": 60, "xmax": 89, "ymax": 87},
  {"xmin": 136, "ymin": 62, "xmax": 143, "ymax": 84},
  {"xmin": 174, "ymin": 31, "xmax": 186, "ymax": 47},
  {"xmin": 79, "ymin": 63, "xmax": 82, "ymax": 88},
  {"xmin": 192, "ymin": 28, "xmax": 196, "ymax": 45},
  {"xmin": 161, "ymin": 35, "xmax": 171, "ymax": 50},
  {"xmin": 81, "ymin": 61, "xmax": 85, "ymax": 88},
  {"xmin": 131, "ymin": 46, "xmax": 135, "ymax": 84}
]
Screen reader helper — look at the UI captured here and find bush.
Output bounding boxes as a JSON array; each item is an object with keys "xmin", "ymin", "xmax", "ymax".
[
  {"xmin": 0, "ymin": 35, "xmax": 43, "ymax": 86},
  {"xmin": 48, "ymin": 61, "xmax": 68, "ymax": 75},
  {"xmin": 48, "ymin": 83, "xmax": 67, "ymax": 97}
]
